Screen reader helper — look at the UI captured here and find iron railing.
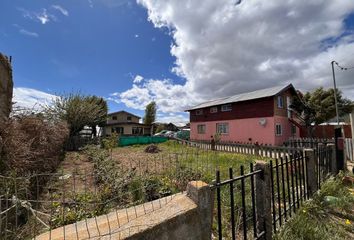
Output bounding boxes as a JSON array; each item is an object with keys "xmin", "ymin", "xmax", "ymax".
[
  {"xmin": 214, "ymin": 164, "xmax": 265, "ymax": 240},
  {"xmin": 213, "ymin": 145, "xmax": 334, "ymax": 239}
]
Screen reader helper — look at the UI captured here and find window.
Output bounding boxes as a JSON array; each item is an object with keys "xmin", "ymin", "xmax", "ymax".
[
  {"xmin": 112, "ymin": 127, "xmax": 123, "ymax": 134},
  {"xmin": 112, "ymin": 116, "xmax": 117, "ymax": 120},
  {"xmin": 210, "ymin": 107, "xmax": 218, "ymax": 113},
  {"xmin": 275, "ymin": 124, "xmax": 282, "ymax": 136},
  {"xmin": 221, "ymin": 104, "xmax": 232, "ymax": 112},
  {"xmin": 291, "ymin": 124, "xmax": 296, "ymax": 135},
  {"xmin": 197, "ymin": 124, "xmax": 206, "ymax": 134},
  {"xmin": 216, "ymin": 123, "xmax": 229, "ymax": 134},
  {"xmin": 277, "ymin": 96, "xmax": 283, "ymax": 108},
  {"xmin": 196, "ymin": 109, "xmax": 203, "ymax": 115},
  {"xmin": 132, "ymin": 127, "xmax": 143, "ymax": 135},
  {"xmin": 127, "ymin": 116, "xmax": 132, "ymax": 121}
]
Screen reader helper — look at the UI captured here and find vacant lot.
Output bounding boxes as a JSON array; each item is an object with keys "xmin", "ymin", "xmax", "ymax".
[
  {"xmin": 111, "ymin": 140, "xmax": 271, "ymax": 181},
  {"xmin": 9, "ymin": 141, "xmax": 270, "ymax": 239}
]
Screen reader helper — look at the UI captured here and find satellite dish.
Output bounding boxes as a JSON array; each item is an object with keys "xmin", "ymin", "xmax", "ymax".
[{"xmin": 259, "ymin": 118, "xmax": 267, "ymax": 126}]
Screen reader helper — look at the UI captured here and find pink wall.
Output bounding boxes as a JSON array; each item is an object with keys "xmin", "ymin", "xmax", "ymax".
[
  {"xmin": 191, "ymin": 117, "xmax": 276, "ymax": 145},
  {"xmin": 274, "ymin": 116, "xmax": 300, "ymax": 145},
  {"xmin": 190, "ymin": 116, "xmax": 300, "ymax": 146}
]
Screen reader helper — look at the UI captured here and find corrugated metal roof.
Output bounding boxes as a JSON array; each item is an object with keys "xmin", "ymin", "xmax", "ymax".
[{"xmin": 186, "ymin": 84, "xmax": 293, "ymax": 111}]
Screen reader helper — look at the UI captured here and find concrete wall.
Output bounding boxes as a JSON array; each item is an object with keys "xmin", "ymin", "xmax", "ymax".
[
  {"xmin": 35, "ymin": 181, "xmax": 213, "ymax": 240},
  {"xmin": 0, "ymin": 53, "xmax": 13, "ymax": 122}
]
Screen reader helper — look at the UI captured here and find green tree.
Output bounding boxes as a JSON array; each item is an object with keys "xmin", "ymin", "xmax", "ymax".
[
  {"xmin": 143, "ymin": 101, "xmax": 156, "ymax": 125},
  {"xmin": 86, "ymin": 96, "xmax": 108, "ymax": 137},
  {"xmin": 45, "ymin": 93, "xmax": 108, "ymax": 137},
  {"xmin": 291, "ymin": 87, "xmax": 353, "ymax": 135}
]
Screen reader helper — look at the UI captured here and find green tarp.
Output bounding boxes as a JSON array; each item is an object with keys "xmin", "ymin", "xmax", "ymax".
[{"xmin": 119, "ymin": 136, "xmax": 168, "ymax": 146}]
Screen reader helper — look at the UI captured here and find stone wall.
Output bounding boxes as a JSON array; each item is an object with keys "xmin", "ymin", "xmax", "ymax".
[
  {"xmin": 35, "ymin": 181, "xmax": 213, "ymax": 240},
  {"xmin": 0, "ymin": 53, "xmax": 13, "ymax": 123}
]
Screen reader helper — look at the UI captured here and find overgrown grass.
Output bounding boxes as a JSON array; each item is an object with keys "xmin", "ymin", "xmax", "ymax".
[
  {"xmin": 116, "ymin": 140, "xmax": 271, "ymax": 181},
  {"xmin": 274, "ymin": 172, "xmax": 354, "ymax": 240}
]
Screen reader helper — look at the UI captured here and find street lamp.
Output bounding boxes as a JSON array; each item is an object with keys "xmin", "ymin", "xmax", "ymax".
[{"xmin": 331, "ymin": 61, "xmax": 340, "ymax": 126}]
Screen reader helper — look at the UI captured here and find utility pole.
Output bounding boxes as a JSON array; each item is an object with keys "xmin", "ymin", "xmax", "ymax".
[{"xmin": 331, "ymin": 61, "xmax": 340, "ymax": 126}]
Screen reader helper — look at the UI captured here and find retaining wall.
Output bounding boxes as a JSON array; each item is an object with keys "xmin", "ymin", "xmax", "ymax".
[{"xmin": 35, "ymin": 181, "xmax": 213, "ymax": 240}]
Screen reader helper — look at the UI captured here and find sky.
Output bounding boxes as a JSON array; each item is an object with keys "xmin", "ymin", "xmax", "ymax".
[{"xmin": 1, "ymin": 0, "xmax": 354, "ymax": 124}]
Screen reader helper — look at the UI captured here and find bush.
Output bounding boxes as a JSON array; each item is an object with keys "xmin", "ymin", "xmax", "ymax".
[{"xmin": 0, "ymin": 115, "xmax": 69, "ymax": 174}]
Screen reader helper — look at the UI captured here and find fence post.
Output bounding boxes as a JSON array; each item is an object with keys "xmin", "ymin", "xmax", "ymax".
[
  {"xmin": 304, "ymin": 149, "xmax": 317, "ymax": 196},
  {"xmin": 255, "ymin": 161, "xmax": 272, "ymax": 240},
  {"xmin": 187, "ymin": 181, "xmax": 214, "ymax": 240},
  {"xmin": 327, "ymin": 143, "xmax": 337, "ymax": 174}
]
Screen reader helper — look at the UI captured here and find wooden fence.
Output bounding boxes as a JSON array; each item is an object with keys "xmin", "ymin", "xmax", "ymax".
[
  {"xmin": 345, "ymin": 138, "xmax": 354, "ymax": 162},
  {"xmin": 175, "ymin": 139, "xmax": 303, "ymax": 159}
]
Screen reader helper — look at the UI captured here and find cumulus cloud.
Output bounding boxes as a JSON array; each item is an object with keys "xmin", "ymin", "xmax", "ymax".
[
  {"xmin": 52, "ymin": 5, "xmax": 69, "ymax": 16},
  {"xmin": 13, "ymin": 87, "xmax": 57, "ymax": 110},
  {"xmin": 115, "ymin": 0, "xmax": 354, "ymax": 115},
  {"xmin": 110, "ymin": 78, "xmax": 199, "ymax": 114},
  {"xmin": 133, "ymin": 75, "xmax": 144, "ymax": 83}
]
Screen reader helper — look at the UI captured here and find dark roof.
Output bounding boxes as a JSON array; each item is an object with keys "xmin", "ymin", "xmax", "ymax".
[
  {"xmin": 104, "ymin": 122, "xmax": 150, "ymax": 127},
  {"xmin": 107, "ymin": 110, "xmax": 141, "ymax": 119},
  {"xmin": 186, "ymin": 84, "xmax": 296, "ymax": 111}
]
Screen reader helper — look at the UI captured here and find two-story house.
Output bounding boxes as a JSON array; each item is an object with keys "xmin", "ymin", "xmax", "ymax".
[
  {"xmin": 186, "ymin": 84, "xmax": 302, "ymax": 146},
  {"xmin": 103, "ymin": 111, "xmax": 151, "ymax": 136}
]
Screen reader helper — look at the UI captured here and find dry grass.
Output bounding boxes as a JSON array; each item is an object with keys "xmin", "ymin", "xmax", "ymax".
[{"xmin": 0, "ymin": 115, "xmax": 69, "ymax": 174}]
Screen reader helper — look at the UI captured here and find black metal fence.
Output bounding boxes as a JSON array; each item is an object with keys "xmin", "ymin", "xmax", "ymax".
[
  {"xmin": 315, "ymin": 144, "xmax": 333, "ymax": 189},
  {"xmin": 213, "ymin": 145, "xmax": 334, "ymax": 239},
  {"xmin": 214, "ymin": 164, "xmax": 265, "ymax": 240},
  {"xmin": 270, "ymin": 151, "xmax": 307, "ymax": 232}
]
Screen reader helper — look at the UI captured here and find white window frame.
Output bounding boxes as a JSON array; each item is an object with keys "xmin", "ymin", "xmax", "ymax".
[
  {"xmin": 216, "ymin": 123, "xmax": 229, "ymax": 134},
  {"xmin": 210, "ymin": 107, "xmax": 218, "ymax": 113},
  {"xmin": 277, "ymin": 96, "xmax": 284, "ymax": 108},
  {"xmin": 195, "ymin": 109, "xmax": 203, "ymax": 115},
  {"xmin": 221, "ymin": 104, "xmax": 232, "ymax": 112},
  {"xmin": 275, "ymin": 124, "xmax": 282, "ymax": 136},
  {"xmin": 197, "ymin": 124, "xmax": 206, "ymax": 134}
]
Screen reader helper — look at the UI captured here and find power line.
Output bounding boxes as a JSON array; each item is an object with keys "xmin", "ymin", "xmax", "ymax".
[{"xmin": 334, "ymin": 61, "xmax": 354, "ymax": 70}]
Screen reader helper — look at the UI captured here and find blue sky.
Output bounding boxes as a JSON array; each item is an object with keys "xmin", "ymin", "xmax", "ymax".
[
  {"xmin": 0, "ymin": 0, "xmax": 181, "ymax": 120},
  {"xmin": 1, "ymin": 0, "xmax": 354, "ymax": 123}
]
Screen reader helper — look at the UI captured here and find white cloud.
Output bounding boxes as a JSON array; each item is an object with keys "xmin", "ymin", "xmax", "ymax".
[
  {"xmin": 133, "ymin": 75, "xmax": 144, "ymax": 83},
  {"xmin": 110, "ymin": 78, "xmax": 199, "ymax": 113},
  {"xmin": 135, "ymin": 34, "xmax": 139, "ymax": 38},
  {"xmin": 36, "ymin": 9, "xmax": 57, "ymax": 24},
  {"xmin": 52, "ymin": 5, "xmax": 69, "ymax": 16},
  {"xmin": 13, "ymin": 87, "xmax": 57, "ymax": 110},
  {"xmin": 114, "ymin": 0, "xmax": 354, "ymax": 115},
  {"xmin": 156, "ymin": 112, "xmax": 189, "ymax": 124},
  {"xmin": 18, "ymin": 7, "xmax": 58, "ymax": 24},
  {"xmin": 19, "ymin": 29, "xmax": 39, "ymax": 37},
  {"xmin": 13, "ymin": 24, "xmax": 39, "ymax": 37}
]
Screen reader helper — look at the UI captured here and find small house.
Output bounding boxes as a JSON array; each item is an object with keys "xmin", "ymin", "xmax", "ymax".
[{"xmin": 103, "ymin": 111, "xmax": 151, "ymax": 136}]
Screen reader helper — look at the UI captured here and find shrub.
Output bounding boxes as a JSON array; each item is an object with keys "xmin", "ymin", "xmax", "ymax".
[{"xmin": 0, "ymin": 115, "xmax": 69, "ymax": 174}]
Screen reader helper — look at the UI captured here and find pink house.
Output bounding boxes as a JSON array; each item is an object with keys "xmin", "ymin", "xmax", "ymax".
[{"xmin": 186, "ymin": 84, "xmax": 302, "ymax": 146}]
